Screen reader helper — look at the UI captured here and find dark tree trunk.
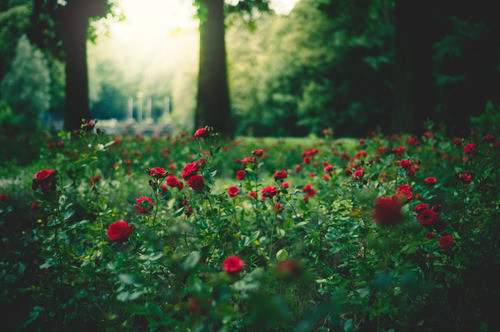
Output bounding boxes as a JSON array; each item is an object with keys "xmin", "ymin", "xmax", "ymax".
[
  {"xmin": 391, "ymin": 0, "xmax": 433, "ymax": 134},
  {"xmin": 196, "ymin": 0, "xmax": 232, "ymax": 137},
  {"xmin": 62, "ymin": 1, "xmax": 90, "ymax": 131}
]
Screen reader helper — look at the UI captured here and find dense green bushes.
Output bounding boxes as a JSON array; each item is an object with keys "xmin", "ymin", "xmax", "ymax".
[{"xmin": 0, "ymin": 125, "xmax": 499, "ymax": 330}]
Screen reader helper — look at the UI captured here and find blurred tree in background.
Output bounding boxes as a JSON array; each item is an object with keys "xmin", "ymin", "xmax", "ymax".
[
  {"xmin": 0, "ymin": 35, "xmax": 51, "ymax": 131},
  {"xmin": 0, "ymin": 0, "xmax": 497, "ymax": 136}
]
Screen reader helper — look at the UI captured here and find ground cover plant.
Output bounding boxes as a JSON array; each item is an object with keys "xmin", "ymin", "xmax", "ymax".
[{"xmin": 0, "ymin": 124, "xmax": 499, "ymax": 331}]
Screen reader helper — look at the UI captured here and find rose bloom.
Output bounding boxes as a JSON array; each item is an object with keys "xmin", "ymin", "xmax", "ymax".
[
  {"xmin": 82, "ymin": 122, "xmax": 95, "ymax": 131},
  {"xmin": 302, "ymin": 184, "xmax": 316, "ymax": 197},
  {"xmin": 414, "ymin": 203, "xmax": 429, "ymax": 214},
  {"xmin": 324, "ymin": 165, "xmax": 335, "ymax": 173},
  {"xmin": 303, "ymin": 156, "xmax": 311, "ymax": 164},
  {"xmin": 166, "ymin": 174, "xmax": 180, "ymax": 187},
  {"xmin": 236, "ymin": 170, "xmax": 246, "ymax": 180},
  {"xmin": 372, "ymin": 196, "xmax": 402, "ymax": 226},
  {"xmin": 399, "ymin": 159, "xmax": 411, "ymax": 169},
  {"xmin": 425, "ymin": 232, "xmax": 435, "ymax": 240},
  {"xmin": 282, "ymin": 181, "xmax": 290, "ymax": 188},
  {"xmin": 459, "ymin": 174, "xmax": 471, "ymax": 184},
  {"xmin": 273, "ymin": 170, "xmax": 288, "ymax": 182},
  {"xmin": 295, "ymin": 165, "xmax": 301, "ymax": 173},
  {"xmin": 274, "ymin": 203, "xmax": 284, "ymax": 213},
  {"xmin": 149, "ymin": 167, "xmax": 168, "ymax": 178},
  {"xmin": 261, "ymin": 186, "xmax": 279, "ymax": 198},
  {"xmin": 248, "ymin": 191, "xmax": 258, "ymax": 199},
  {"xmin": 108, "ymin": 220, "xmax": 134, "ymax": 242},
  {"xmin": 194, "ymin": 128, "xmax": 208, "ymax": 139},
  {"xmin": 397, "ymin": 184, "xmax": 413, "ymax": 201},
  {"xmin": 223, "ymin": 255, "xmax": 244, "ymax": 274},
  {"xmin": 181, "ymin": 161, "xmax": 200, "ymax": 181},
  {"xmin": 253, "ymin": 149, "xmax": 264, "ymax": 157},
  {"xmin": 188, "ymin": 175, "xmax": 205, "ymax": 191},
  {"xmin": 425, "ymin": 177, "xmax": 437, "ymax": 186},
  {"xmin": 353, "ymin": 169, "xmax": 364, "ymax": 180},
  {"xmin": 159, "ymin": 184, "xmax": 168, "ymax": 196},
  {"xmin": 439, "ymin": 235, "xmax": 454, "ymax": 248},
  {"xmin": 275, "ymin": 259, "xmax": 301, "ymax": 279},
  {"xmin": 32, "ymin": 169, "xmax": 57, "ymax": 193},
  {"xmin": 417, "ymin": 209, "xmax": 439, "ymax": 228},
  {"xmin": 463, "ymin": 143, "xmax": 476, "ymax": 154},
  {"xmin": 135, "ymin": 197, "xmax": 153, "ymax": 213},
  {"xmin": 345, "ymin": 169, "xmax": 352, "ymax": 176},
  {"xmin": 89, "ymin": 175, "xmax": 102, "ymax": 185},
  {"xmin": 0, "ymin": 194, "xmax": 8, "ymax": 202},
  {"xmin": 227, "ymin": 186, "xmax": 239, "ymax": 197}
]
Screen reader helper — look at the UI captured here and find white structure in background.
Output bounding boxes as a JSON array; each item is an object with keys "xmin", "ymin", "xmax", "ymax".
[
  {"xmin": 125, "ymin": 97, "xmax": 135, "ymax": 125},
  {"xmin": 158, "ymin": 96, "xmax": 171, "ymax": 125},
  {"xmin": 144, "ymin": 98, "xmax": 153, "ymax": 124},
  {"xmin": 137, "ymin": 92, "xmax": 143, "ymax": 123}
]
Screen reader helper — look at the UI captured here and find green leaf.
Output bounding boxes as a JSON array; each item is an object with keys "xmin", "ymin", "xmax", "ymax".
[
  {"xmin": 118, "ymin": 273, "xmax": 135, "ymax": 285},
  {"xmin": 283, "ymin": 219, "xmax": 294, "ymax": 231},
  {"xmin": 276, "ymin": 249, "xmax": 289, "ymax": 261},
  {"xmin": 145, "ymin": 302, "xmax": 163, "ymax": 316},
  {"xmin": 182, "ymin": 251, "xmax": 200, "ymax": 270}
]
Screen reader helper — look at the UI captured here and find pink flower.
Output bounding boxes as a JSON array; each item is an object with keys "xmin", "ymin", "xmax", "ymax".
[{"xmin": 194, "ymin": 128, "xmax": 209, "ymax": 139}]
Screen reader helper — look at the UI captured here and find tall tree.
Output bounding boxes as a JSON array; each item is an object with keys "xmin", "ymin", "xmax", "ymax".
[
  {"xmin": 391, "ymin": 0, "xmax": 432, "ymax": 134},
  {"xmin": 30, "ymin": 0, "xmax": 110, "ymax": 131},
  {"xmin": 194, "ymin": 0, "xmax": 269, "ymax": 137}
]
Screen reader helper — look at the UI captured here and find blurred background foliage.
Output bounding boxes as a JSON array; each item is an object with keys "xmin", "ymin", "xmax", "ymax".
[{"xmin": 0, "ymin": 0, "xmax": 498, "ymax": 137}]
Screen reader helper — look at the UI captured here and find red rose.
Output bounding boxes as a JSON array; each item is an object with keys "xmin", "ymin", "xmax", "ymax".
[
  {"xmin": 0, "ymin": 194, "xmax": 8, "ymax": 202},
  {"xmin": 345, "ymin": 169, "xmax": 352, "ymax": 176},
  {"xmin": 31, "ymin": 200, "xmax": 39, "ymax": 210},
  {"xmin": 149, "ymin": 167, "xmax": 168, "ymax": 178},
  {"xmin": 372, "ymin": 196, "xmax": 402, "ymax": 226},
  {"xmin": 425, "ymin": 232, "xmax": 435, "ymax": 240},
  {"xmin": 194, "ymin": 128, "xmax": 208, "ymax": 139},
  {"xmin": 242, "ymin": 156, "xmax": 257, "ymax": 165},
  {"xmin": 135, "ymin": 197, "xmax": 153, "ymax": 213},
  {"xmin": 248, "ymin": 191, "xmax": 258, "ymax": 199},
  {"xmin": 417, "ymin": 209, "xmax": 439, "ymax": 228},
  {"xmin": 227, "ymin": 186, "xmax": 239, "ymax": 197},
  {"xmin": 89, "ymin": 175, "xmax": 102, "ymax": 185},
  {"xmin": 82, "ymin": 122, "xmax": 95, "ymax": 132},
  {"xmin": 223, "ymin": 255, "xmax": 244, "ymax": 274},
  {"xmin": 397, "ymin": 184, "xmax": 413, "ymax": 201},
  {"xmin": 353, "ymin": 169, "xmax": 364, "ymax": 180},
  {"xmin": 253, "ymin": 149, "xmax": 264, "ymax": 157},
  {"xmin": 484, "ymin": 134, "xmax": 495, "ymax": 142},
  {"xmin": 438, "ymin": 235, "xmax": 454, "ymax": 248},
  {"xmin": 324, "ymin": 165, "xmax": 335, "ymax": 173},
  {"xmin": 159, "ymin": 184, "xmax": 168, "ymax": 196},
  {"xmin": 282, "ymin": 181, "xmax": 290, "ymax": 188},
  {"xmin": 181, "ymin": 161, "xmax": 199, "ymax": 181},
  {"xmin": 274, "ymin": 202, "xmax": 284, "ymax": 213},
  {"xmin": 425, "ymin": 177, "xmax": 437, "ymax": 186},
  {"xmin": 303, "ymin": 156, "xmax": 311, "ymax": 164},
  {"xmin": 295, "ymin": 165, "xmax": 301, "ymax": 173},
  {"xmin": 198, "ymin": 158, "xmax": 206, "ymax": 168},
  {"xmin": 261, "ymin": 186, "xmax": 279, "ymax": 198},
  {"xmin": 302, "ymin": 184, "xmax": 316, "ymax": 197},
  {"xmin": 236, "ymin": 170, "xmax": 246, "ymax": 180},
  {"xmin": 108, "ymin": 220, "xmax": 134, "ymax": 242},
  {"xmin": 188, "ymin": 175, "xmax": 205, "ymax": 191},
  {"xmin": 275, "ymin": 259, "xmax": 301, "ymax": 279},
  {"xmin": 32, "ymin": 169, "xmax": 57, "ymax": 193},
  {"xmin": 414, "ymin": 203, "xmax": 428, "ymax": 214},
  {"xmin": 459, "ymin": 174, "xmax": 471, "ymax": 184},
  {"xmin": 273, "ymin": 170, "xmax": 288, "ymax": 182},
  {"xmin": 399, "ymin": 159, "xmax": 411, "ymax": 169},
  {"xmin": 463, "ymin": 143, "xmax": 476, "ymax": 154}
]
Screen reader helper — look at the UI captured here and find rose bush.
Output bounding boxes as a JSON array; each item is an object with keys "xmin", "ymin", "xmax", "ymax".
[{"xmin": 0, "ymin": 125, "xmax": 498, "ymax": 331}]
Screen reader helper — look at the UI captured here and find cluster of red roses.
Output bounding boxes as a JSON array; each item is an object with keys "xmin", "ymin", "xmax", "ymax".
[{"xmin": 398, "ymin": 159, "xmax": 421, "ymax": 178}]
